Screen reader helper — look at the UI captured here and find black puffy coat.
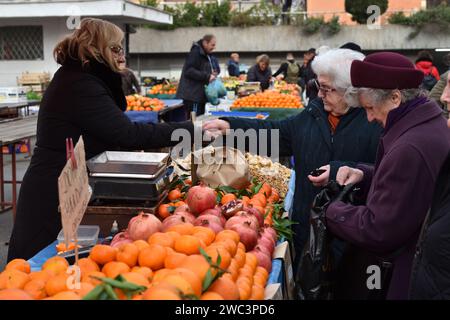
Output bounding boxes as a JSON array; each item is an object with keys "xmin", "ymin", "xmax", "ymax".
[
  {"xmin": 176, "ymin": 41, "xmax": 212, "ymax": 104},
  {"xmin": 7, "ymin": 59, "xmax": 194, "ymax": 261},
  {"xmin": 409, "ymin": 151, "xmax": 450, "ymax": 299}
]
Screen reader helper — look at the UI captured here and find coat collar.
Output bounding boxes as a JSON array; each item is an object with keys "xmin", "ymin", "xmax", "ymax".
[
  {"xmin": 306, "ymin": 98, "xmax": 364, "ymax": 149},
  {"xmin": 381, "ymin": 100, "xmax": 444, "ymax": 150}
]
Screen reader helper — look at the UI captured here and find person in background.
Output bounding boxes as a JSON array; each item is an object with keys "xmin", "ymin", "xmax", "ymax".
[
  {"xmin": 300, "ymin": 48, "xmax": 317, "ymax": 100},
  {"xmin": 340, "ymin": 42, "xmax": 362, "ymax": 53},
  {"xmin": 415, "ymin": 50, "xmax": 440, "ymax": 91},
  {"xmin": 227, "ymin": 53, "xmax": 241, "ymax": 77},
  {"xmin": 7, "ymin": 18, "xmax": 194, "ymax": 261},
  {"xmin": 210, "ymin": 55, "xmax": 221, "ymax": 76},
  {"xmin": 429, "ymin": 53, "xmax": 450, "ymax": 118},
  {"xmin": 310, "ymin": 52, "xmax": 450, "ymax": 299},
  {"xmin": 273, "ymin": 53, "xmax": 302, "ymax": 84},
  {"xmin": 409, "ymin": 73, "xmax": 450, "ymax": 300},
  {"xmin": 119, "ymin": 60, "xmax": 141, "ymax": 96},
  {"xmin": 204, "ymin": 49, "xmax": 383, "ymax": 277},
  {"xmin": 176, "ymin": 34, "xmax": 217, "ymax": 118},
  {"xmin": 247, "ymin": 54, "xmax": 273, "ymax": 91}
]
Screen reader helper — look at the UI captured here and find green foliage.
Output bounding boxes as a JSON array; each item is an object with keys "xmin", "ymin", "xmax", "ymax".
[
  {"xmin": 301, "ymin": 15, "xmax": 341, "ymax": 35},
  {"xmin": 388, "ymin": 4, "xmax": 450, "ymax": 37},
  {"xmin": 141, "ymin": 0, "xmax": 158, "ymax": 7},
  {"xmin": 345, "ymin": 0, "xmax": 388, "ymax": 24},
  {"xmin": 201, "ymin": 1, "xmax": 232, "ymax": 27},
  {"xmin": 302, "ymin": 16, "xmax": 324, "ymax": 34}
]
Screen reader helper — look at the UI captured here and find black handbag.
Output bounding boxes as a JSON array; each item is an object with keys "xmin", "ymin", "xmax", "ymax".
[{"xmin": 295, "ymin": 181, "xmax": 357, "ymax": 300}]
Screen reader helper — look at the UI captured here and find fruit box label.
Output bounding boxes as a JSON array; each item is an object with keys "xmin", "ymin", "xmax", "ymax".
[
  {"xmin": 273, "ymin": 241, "xmax": 295, "ymax": 300},
  {"xmin": 58, "ymin": 136, "xmax": 91, "ymax": 247}
]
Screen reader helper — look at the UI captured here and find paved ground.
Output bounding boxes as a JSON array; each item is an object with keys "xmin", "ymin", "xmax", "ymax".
[{"xmin": 0, "ymin": 152, "xmax": 31, "ymax": 270}]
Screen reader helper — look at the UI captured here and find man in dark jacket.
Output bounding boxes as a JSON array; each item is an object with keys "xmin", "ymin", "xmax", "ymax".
[
  {"xmin": 176, "ymin": 34, "xmax": 217, "ymax": 119},
  {"xmin": 204, "ymin": 48, "xmax": 383, "ymax": 271},
  {"xmin": 300, "ymin": 48, "xmax": 317, "ymax": 100},
  {"xmin": 409, "ymin": 72, "xmax": 450, "ymax": 300}
]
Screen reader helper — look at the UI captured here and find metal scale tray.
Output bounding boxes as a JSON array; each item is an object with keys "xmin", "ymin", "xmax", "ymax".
[{"xmin": 87, "ymin": 151, "xmax": 172, "ymax": 202}]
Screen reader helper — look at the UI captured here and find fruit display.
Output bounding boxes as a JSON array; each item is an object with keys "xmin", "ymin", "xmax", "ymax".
[
  {"xmin": 147, "ymin": 84, "xmax": 177, "ymax": 96},
  {"xmin": 231, "ymin": 90, "xmax": 303, "ymax": 109},
  {"xmin": 246, "ymin": 153, "xmax": 292, "ymax": 198},
  {"xmin": 274, "ymin": 81, "xmax": 301, "ymax": 96},
  {"xmin": 126, "ymin": 94, "xmax": 165, "ymax": 112},
  {"xmin": 0, "ymin": 176, "xmax": 293, "ymax": 300},
  {"xmin": 222, "ymin": 77, "xmax": 242, "ymax": 91}
]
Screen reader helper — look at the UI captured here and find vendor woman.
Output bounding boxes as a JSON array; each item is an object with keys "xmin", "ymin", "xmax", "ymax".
[{"xmin": 7, "ymin": 18, "xmax": 194, "ymax": 261}]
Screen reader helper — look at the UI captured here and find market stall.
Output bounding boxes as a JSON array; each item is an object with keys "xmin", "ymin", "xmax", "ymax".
[{"xmin": 0, "ymin": 142, "xmax": 295, "ymax": 300}]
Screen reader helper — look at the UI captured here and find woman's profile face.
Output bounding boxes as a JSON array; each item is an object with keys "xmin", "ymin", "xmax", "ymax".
[{"xmin": 110, "ymin": 44, "xmax": 126, "ymax": 67}]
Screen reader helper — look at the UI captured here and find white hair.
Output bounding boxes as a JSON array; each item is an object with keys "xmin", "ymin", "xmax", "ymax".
[
  {"xmin": 344, "ymin": 87, "xmax": 426, "ymax": 107},
  {"xmin": 316, "ymin": 46, "xmax": 331, "ymax": 56},
  {"xmin": 311, "ymin": 48, "xmax": 365, "ymax": 92}
]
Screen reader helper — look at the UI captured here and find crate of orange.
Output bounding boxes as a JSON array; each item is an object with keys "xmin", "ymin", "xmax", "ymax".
[
  {"xmin": 125, "ymin": 94, "xmax": 165, "ymax": 112},
  {"xmin": 231, "ymin": 91, "xmax": 304, "ymax": 120},
  {"xmin": 147, "ymin": 84, "xmax": 177, "ymax": 99}
]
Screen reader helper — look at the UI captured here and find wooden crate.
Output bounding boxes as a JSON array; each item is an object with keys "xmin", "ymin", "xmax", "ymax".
[{"xmin": 17, "ymin": 72, "xmax": 50, "ymax": 85}]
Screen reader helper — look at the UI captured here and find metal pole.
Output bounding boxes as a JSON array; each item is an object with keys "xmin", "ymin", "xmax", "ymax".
[{"xmin": 11, "ymin": 144, "xmax": 17, "ymax": 221}]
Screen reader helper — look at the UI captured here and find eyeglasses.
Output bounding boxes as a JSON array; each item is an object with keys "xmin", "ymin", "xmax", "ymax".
[
  {"xmin": 314, "ymin": 80, "xmax": 337, "ymax": 95},
  {"xmin": 110, "ymin": 45, "xmax": 125, "ymax": 56}
]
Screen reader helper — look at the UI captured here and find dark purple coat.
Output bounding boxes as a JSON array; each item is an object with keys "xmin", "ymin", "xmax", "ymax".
[{"xmin": 326, "ymin": 100, "xmax": 450, "ymax": 300}]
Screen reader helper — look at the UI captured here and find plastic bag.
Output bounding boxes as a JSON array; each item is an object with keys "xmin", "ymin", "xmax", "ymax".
[
  {"xmin": 295, "ymin": 181, "xmax": 357, "ymax": 300},
  {"xmin": 205, "ymin": 79, "xmax": 227, "ymax": 105}
]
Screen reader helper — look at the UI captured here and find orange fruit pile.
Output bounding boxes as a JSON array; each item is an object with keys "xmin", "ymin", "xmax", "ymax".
[
  {"xmin": 148, "ymin": 84, "xmax": 177, "ymax": 95},
  {"xmin": 126, "ymin": 95, "xmax": 165, "ymax": 112},
  {"xmin": 231, "ymin": 90, "xmax": 303, "ymax": 109}
]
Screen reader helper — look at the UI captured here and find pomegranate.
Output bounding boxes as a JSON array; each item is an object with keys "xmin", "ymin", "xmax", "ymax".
[
  {"xmin": 244, "ymin": 206, "xmax": 264, "ymax": 228},
  {"xmin": 229, "ymin": 222, "xmax": 258, "ymax": 251},
  {"xmin": 222, "ymin": 200, "xmax": 244, "ymax": 219},
  {"xmin": 261, "ymin": 226, "xmax": 278, "ymax": 242},
  {"xmin": 186, "ymin": 183, "xmax": 217, "ymax": 216},
  {"xmin": 127, "ymin": 212, "xmax": 162, "ymax": 241},
  {"xmin": 174, "ymin": 210, "xmax": 196, "ymax": 224},
  {"xmin": 195, "ymin": 219, "xmax": 224, "ymax": 234},
  {"xmin": 251, "ymin": 246, "xmax": 272, "ymax": 273},
  {"xmin": 200, "ymin": 207, "xmax": 226, "ymax": 225},
  {"xmin": 194, "ymin": 214, "xmax": 224, "ymax": 227},
  {"xmin": 258, "ymin": 235, "xmax": 275, "ymax": 255},
  {"xmin": 174, "ymin": 204, "xmax": 191, "ymax": 214},
  {"xmin": 161, "ymin": 215, "xmax": 189, "ymax": 231},
  {"xmin": 225, "ymin": 212, "xmax": 259, "ymax": 231},
  {"xmin": 110, "ymin": 231, "xmax": 133, "ymax": 248}
]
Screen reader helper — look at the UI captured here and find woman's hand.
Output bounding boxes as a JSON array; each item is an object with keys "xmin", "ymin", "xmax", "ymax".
[
  {"xmin": 308, "ymin": 165, "xmax": 330, "ymax": 187},
  {"xmin": 209, "ymin": 74, "xmax": 217, "ymax": 83},
  {"xmin": 202, "ymin": 119, "xmax": 230, "ymax": 139},
  {"xmin": 336, "ymin": 166, "xmax": 364, "ymax": 185}
]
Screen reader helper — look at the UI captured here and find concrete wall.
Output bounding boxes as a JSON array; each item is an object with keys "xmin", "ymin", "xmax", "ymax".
[{"xmin": 130, "ymin": 24, "xmax": 450, "ymax": 54}]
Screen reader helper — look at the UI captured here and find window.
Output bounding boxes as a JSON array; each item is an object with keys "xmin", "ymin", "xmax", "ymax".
[{"xmin": 0, "ymin": 26, "xmax": 44, "ymax": 60}]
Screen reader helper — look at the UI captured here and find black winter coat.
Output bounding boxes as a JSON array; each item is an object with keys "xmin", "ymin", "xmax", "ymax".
[
  {"xmin": 409, "ymin": 151, "xmax": 450, "ymax": 299},
  {"xmin": 225, "ymin": 98, "xmax": 383, "ymax": 266},
  {"xmin": 176, "ymin": 41, "xmax": 212, "ymax": 103},
  {"xmin": 7, "ymin": 59, "xmax": 194, "ymax": 261}
]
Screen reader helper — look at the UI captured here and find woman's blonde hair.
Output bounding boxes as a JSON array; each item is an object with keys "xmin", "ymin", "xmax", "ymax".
[{"xmin": 54, "ymin": 18, "xmax": 124, "ymax": 72}]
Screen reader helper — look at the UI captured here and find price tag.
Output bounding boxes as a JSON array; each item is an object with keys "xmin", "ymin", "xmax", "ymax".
[{"xmin": 58, "ymin": 136, "xmax": 91, "ymax": 252}]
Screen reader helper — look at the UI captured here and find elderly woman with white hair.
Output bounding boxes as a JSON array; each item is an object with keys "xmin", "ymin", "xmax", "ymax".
[
  {"xmin": 311, "ymin": 52, "xmax": 450, "ymax": 300},
  {"xmin": 203, "ymin": 48, "xmax": 383, "ymax": 273}
]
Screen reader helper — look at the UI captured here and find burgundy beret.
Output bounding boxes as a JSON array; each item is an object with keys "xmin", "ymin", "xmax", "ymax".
[{"xmin": 351, "ymin": 52, "xmax": 424, "ymax": 89}]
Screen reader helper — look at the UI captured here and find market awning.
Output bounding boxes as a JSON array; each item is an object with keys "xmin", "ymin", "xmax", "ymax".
[{"xmin": 0, "ymin": 0, "xmax": 172, "ymax": 25}]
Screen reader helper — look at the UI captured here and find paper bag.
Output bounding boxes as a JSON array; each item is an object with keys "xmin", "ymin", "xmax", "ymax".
[{"xmin": 194, "ymin": 146, "xmax": 250, "ymax": 189}]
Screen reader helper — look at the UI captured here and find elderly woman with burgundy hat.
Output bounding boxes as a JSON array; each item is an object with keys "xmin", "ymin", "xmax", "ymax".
[{"xmin": 312, "ymin": 52, "xmax": 450, "ymax": 300}]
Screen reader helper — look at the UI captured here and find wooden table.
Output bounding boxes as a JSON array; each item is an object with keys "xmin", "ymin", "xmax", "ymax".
[{"xmin": 0, "ymin": 116, "xmax": 38, "ymax": 218}]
